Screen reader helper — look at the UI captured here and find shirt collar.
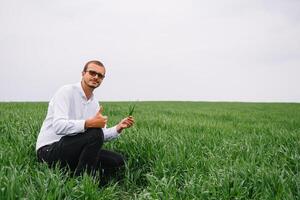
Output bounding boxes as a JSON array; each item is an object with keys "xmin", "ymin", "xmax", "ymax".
[{"xmin": 75, "ymin": 82, "xmax": 94, "ymax": 101}]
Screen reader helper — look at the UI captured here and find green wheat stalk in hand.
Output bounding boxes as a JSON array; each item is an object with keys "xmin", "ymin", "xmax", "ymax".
[{"xmin": 128, "ymin": 104, "xmax": 135, "ymax": 116}]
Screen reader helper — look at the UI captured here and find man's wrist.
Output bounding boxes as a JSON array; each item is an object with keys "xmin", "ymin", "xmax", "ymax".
[
  {"xmin": 85, "ymin": 119, "xmax": 91, "ymax": 129},
  {"xmin": 116, "ymin": 125, "xmax": 123, "ymax": 133}
]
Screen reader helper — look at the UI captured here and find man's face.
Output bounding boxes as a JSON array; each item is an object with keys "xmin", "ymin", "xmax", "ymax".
[{"xmin": 82, "ymin": 63, "xmax": 106, "ymax": 89}]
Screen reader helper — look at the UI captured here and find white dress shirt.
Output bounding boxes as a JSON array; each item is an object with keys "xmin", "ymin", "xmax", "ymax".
[{"xmin": 36, "ymin": 82, "xmax": 119, "ymax": 150}]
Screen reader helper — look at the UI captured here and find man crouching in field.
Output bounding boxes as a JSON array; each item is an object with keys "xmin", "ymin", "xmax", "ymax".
[{"xmin": 36, "ymin": 60, "xmax": 134, "ymax": 186}]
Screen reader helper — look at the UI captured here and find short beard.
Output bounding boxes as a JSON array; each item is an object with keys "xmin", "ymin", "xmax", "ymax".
[{"xmin": 84, "ymin": 79, "xmax": 99, "ymax": 89}]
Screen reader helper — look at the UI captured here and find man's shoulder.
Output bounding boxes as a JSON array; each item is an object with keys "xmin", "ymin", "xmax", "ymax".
[
  {"xmin": 55, "ymin": 83, "xmax": 80, "ymax": 96},
  {"xmin": 58, "ymin": 83, "xmax": 79, "ymax": 91},
  {"xmin": 49, "ymin": 83, "xmax": 81, "ymax": 104}
]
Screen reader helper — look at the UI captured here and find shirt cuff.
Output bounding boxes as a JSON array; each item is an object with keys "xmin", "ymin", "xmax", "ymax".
[
  {"xmin": 103, "ymin": 125, "xmax": 119, "ymax": 141},
  {"xmin": 76, "ymin": 120, "xmax": 86, "ymax": 133}
]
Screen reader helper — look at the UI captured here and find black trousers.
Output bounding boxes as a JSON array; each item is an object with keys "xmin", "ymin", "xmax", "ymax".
[{"xmin": 37, "ymin": 128, "xmax": 125, "ymax": 183}]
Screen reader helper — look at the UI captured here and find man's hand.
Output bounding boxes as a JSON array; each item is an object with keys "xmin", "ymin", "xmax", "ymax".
[
  {"xmin": 85, "ymin": 106, "xmax": 108, "ymax": 128},
  {"xmin": 116, "ymin": 116, "xmax": 135, "ymax": 133}
]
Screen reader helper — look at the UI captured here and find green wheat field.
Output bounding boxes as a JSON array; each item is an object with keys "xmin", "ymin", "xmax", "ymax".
[{"xmin": 0, "ymin": 102, "xmax": 299, "ymax": 199}]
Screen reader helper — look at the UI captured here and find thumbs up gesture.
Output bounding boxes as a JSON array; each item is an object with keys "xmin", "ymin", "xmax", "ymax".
[
  {"xmin": 99, "ymin": 105, "xmax": 104, "ymax": 114},
  {"xmin": 85, "ymin": 106, "xmax": 108, "ymax": 128}
]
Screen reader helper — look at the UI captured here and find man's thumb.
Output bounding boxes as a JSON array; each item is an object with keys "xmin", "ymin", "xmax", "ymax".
[{"xmin": 99, "ymin": 106, "xmax": 104, "ymax": 114}]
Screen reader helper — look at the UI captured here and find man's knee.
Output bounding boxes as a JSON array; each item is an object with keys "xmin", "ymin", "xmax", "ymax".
[
  {"xmin": 113, "ymin": 153, "xmax": 125, "ymax": 168},
  {"xmin": 86, "ymin": 128, "xmax": 104, "ymax": 145}
]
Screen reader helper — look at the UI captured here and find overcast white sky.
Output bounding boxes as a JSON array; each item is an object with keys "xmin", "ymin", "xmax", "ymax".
[{"xmin": 0, "ymin": 0, "xmax": 299, "ymax": 102}]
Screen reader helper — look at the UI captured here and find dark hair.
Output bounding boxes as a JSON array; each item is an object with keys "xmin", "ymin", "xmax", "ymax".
[{"xmin": 83, "ymin": 60, "xmax": 105, "ymax": 72}]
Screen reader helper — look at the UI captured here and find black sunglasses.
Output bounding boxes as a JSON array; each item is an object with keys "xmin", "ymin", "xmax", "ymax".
[{"xmin": 86, "ymin": 70, "xmax": 105, "ymax": 79}]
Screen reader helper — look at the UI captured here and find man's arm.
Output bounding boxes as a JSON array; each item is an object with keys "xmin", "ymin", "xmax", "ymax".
[
  {"xmin": 99, "ymin": 116, "xmax": 135, "ymax": 142},
  {"xmin": 51, "ymin": 87, "xmax": 86, "ymax": 135}
]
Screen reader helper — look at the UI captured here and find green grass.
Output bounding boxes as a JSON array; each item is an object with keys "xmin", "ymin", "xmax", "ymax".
[{"xmin": 0, "ymin": 101, "xmax": 300, "ymax": 199}]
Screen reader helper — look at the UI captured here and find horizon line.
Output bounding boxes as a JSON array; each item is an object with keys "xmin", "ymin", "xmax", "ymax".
[{"xmin": 0, "ymin": 100, "xmax": 299, "ymax": 104}]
